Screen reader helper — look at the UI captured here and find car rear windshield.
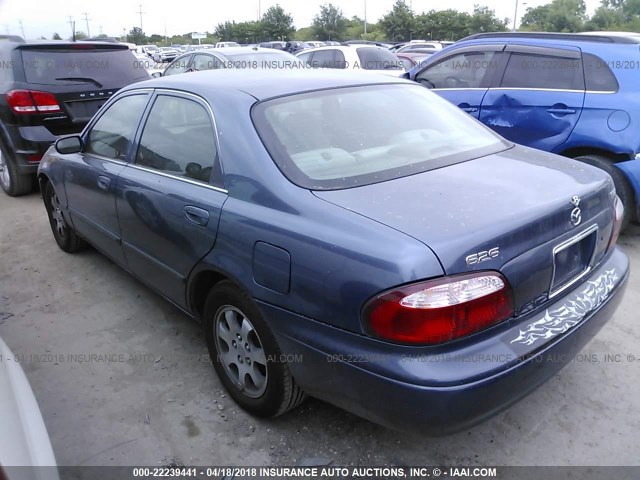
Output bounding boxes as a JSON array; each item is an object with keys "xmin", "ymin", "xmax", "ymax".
[
  {"xmin": 252, "ymin": 84, "xmax": 509, "ymax": 190},
  {"xmin": 356, "ymin": 47, "xmax": 404, "ymax": 70},
  {"xmin": 21, "ymin": 48, "xmax": 149, "ymax": 86}
]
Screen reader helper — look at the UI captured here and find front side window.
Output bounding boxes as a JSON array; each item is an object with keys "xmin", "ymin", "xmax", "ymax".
[
  {"xmin": 253, "ymin": 84, "xmax": 508, "ymax": 190},
  {"xmin": 85, "ymin": 94, "xmax": 148, "ymax": 160},
  {"xmin": 500, "ymin": 52, "xmax": 584, "ymax": 91},
  {"xmin": 135, "ymin": 95, "xmax": 217, "ymax": 184},
  {"xmin": 416, "ymin": 50, "xmax": 499, "ymax": 89}
]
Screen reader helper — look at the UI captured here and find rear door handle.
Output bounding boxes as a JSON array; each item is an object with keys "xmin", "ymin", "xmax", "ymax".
[
  {"xmin": 547, "ymin": 107, "xmax": 576, "ymax": 115},
  {"xmin": 459, "ymin": 103, "xmax": 478, "ymax": 113},
  {"xmin": 184, "ymin": 206, "xmax": 209, "ymax": 227},
  {"xmin": 97, "ymin": 176, "xmax": 110, "ymax": 191}
]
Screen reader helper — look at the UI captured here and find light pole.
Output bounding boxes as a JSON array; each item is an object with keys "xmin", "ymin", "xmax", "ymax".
[
  {"xmin": 512, "ymin": 0, "xmax": 519, "ymax": 31},
  {"xmin": 364, "ymin": 0, "xmax": 367, "ymax": 35}
]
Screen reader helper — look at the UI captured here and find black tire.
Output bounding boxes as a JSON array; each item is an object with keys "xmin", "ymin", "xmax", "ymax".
[
  {"xmin": 203, "ymin": 281, "xmax": 307, "ymax": 417},
  {"xmin": 575, "ymin": 154, "xmax": 635, "ymax": 230},
  {"xmin": 43, "ymin": 181, "xmax": 87, "ymax": 253},
  {"xmin": 0, "ymin": 142, "xmax": 33, "ymax": 197}
]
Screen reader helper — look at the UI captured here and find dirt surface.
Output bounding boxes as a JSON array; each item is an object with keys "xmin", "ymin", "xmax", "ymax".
[{"xmin": 1, "ymin": 192, "xmax": 639, "ymax": 468}]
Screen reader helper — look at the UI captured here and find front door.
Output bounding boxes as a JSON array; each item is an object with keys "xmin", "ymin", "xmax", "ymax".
[{"xmin": 64, "ymin": 93, "xmax": 150, "ymax": 264}]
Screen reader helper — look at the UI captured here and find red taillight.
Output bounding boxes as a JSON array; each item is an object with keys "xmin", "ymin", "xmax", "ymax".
[
  {"xmin": 7, "ymin": 89, "xmax": 61, "ymax": 114},
  {"xmin": 608, "ymin": 195, "xmax": 624, "ymax": 251},
  {"xmin": 363, "ymin": 272, "xmax": 514, "ymax": 345}
]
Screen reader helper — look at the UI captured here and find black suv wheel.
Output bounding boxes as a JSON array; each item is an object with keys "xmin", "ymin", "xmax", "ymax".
[{"xmin": 0, "ymin": 143, "xmax": 33, "ymax": 197}]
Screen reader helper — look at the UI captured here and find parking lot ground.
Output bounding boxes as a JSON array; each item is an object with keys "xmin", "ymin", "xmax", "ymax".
[{"xmin": 1, "ymin": 191, "xmax": 639, "ymax": 468}]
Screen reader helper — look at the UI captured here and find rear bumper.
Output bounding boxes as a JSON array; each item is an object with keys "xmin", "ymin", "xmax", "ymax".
[
  {"xmin": 3, "ymin": 125, "xmax": 60, "ymax": 175},
  {"xmin": 260, "ymin": 247, "xmax": 629, "ymax": 434}
]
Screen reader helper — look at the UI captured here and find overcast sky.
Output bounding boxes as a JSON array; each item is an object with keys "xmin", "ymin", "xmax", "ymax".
[{"xmin": 1, "ymin": 0, "xmax": 602, "ymax": 40}]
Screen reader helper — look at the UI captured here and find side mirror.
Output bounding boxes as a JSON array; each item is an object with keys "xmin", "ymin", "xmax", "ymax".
[
  {"xmin": 151, "ymin": 71, "xmax": 163, "ymax": 78},
  {"xmin": 55, "ymin": 135, "xmax": 83, "ymax": 155}
]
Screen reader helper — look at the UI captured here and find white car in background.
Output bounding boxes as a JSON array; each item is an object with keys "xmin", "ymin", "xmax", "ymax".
[
  {"xmin": 296, "ymin": 45, "xmax": 405, "ymax": 76},
  {"xmin": 134, "ymin": 53, "xmax": 164, "ymax": 78},
  {"xmin": 0, "ymin": 337, "xmax": 59, "ymax": 479},
  {"xmin": 215, "ymin": 41, "xmax": 240, "ymax": 48}
]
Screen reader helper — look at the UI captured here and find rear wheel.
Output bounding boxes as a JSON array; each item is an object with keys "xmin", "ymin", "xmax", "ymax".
[
  {"xmin": 43, "ymin": 182, "xmax": 87, "ymax": 253},
  {"xmin": 574, "ymin": 154, "xmax": 635, "ymax": 230},
  {"xmin": 0, "ymin": 143, "xmax": 33, "ymax": 197},
  {"xmin": 203, "ymin": 281, "xmax": 307, "ymax": 417}
]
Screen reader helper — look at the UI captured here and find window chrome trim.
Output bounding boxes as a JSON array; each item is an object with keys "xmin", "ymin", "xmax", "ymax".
[
  {"xmin": 126, "ymin": 163, "xmax": 228, "ymax": 194},
  {"xmin": 136, "ymin": 88, "xmax": 226, "ymax": 188},
  {"xmin": 548, "ymin": 224, "xmax": 599, "ymax": 299},
  {"xmin": 489, "ymin": 87, "xmax": 585, "ymax": 93}
]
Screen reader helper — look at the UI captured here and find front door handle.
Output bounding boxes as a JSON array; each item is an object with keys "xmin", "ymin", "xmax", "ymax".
[
  {"xmin": 184, "ymin": 205, "xmax": 209, "ymax": 227},
  {"xmin": 97, "ymin": 176, "xmax": 110, "ymax": 191}
]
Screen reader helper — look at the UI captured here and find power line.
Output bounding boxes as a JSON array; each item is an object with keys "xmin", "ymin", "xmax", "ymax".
[{"xmin": 82, "ymin": 12, "xmax": 91, "ymax": 37}]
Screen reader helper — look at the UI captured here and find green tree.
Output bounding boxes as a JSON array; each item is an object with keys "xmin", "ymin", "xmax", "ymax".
[
  {"xmin": 127, "ymin": 27, "xmax": 146, "ymax": 45},
  {"xmin": 587, "ymin": 0, "xmax": 640, "ymax": 30},
  {"xmin": 147, "ymin": 34, "xmax": 164, "ymax": 44},
  {"xmin": 261, "ymin": 5, "xmax": 295, "ymax": 40},
  {"xmin": 381, "ymin": 0, "xmax": 416, "ymax": 42},
  {"xmin": 520, "ymin": 0, "xmax": 587, "ymax": 32},
  {"xmin": 468, "ymin": 5, "xmax": 508, "ymax": 34},
  {"xmin": 415, "ymin": 9, "xmax": 469, "ymax": 40},
  {"xmin": 312, "ymin": 3, "xmax": 349, "ymax": 41},
  {"xmin": 52, "ymin": 33, "xmax": 62, "ymax": 40},
  {"xmin": 70, "ymin": 30, "xmax": 88, "ymax": 40},
  {"xmin": 294, "ymin": 26, "xmax": 314, "ymax": 41}
]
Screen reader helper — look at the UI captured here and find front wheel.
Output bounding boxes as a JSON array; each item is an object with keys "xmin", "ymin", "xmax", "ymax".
[
  {"xmin": 574, "ymin": 155, "xmax": 635, "ymax": 231},
  {"xmin": 43, "ymin": 182, "xmax": 87, "ymax": 253},
  {"xmin": 203, "ymin": 281, "xmax": 306, "ymax": 417}
]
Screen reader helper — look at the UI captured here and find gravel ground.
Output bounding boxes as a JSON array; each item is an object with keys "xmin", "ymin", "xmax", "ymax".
[{"xmin": 1, "ymin": 191, "xmax": 639, "ymax": 469}]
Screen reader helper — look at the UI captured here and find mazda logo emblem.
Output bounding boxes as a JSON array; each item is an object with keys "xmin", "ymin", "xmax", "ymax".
[{"xmin": 571, "ymin": 207, "xmax": 582, "ymax": 226}]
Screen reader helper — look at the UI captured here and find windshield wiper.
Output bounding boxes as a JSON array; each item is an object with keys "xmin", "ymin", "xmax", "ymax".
[{"xmin": 55, "ymin": 77, "xmax": 103, "ymax": 88}]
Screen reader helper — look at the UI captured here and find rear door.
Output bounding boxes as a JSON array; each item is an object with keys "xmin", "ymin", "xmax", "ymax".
[
  {"xmin": 479, "ymin": 45, "xmax": 586, "ymax": 151},
  {"xmin": 413, "ymin": 44, "xmax": 504, "ymax": 119},
  {"xmin": 65, "ymin": 92, "xmax": 151, "ymax": 264},
  {"xmin": 116, "ymin": 91, "xmax": 227, "ymax": 308}
]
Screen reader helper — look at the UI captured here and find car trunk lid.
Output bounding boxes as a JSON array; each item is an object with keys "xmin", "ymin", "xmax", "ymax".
[{"xmin": 313, "ymin": 146, "xmax": 616, "ymax": 314}]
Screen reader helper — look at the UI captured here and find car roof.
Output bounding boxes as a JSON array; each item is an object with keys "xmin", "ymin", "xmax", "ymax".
[
  {"xmin": 297, "ymin": 44, "xmax": 385, "ymax": 54},
  {"xmin": 126, "ymin": 69, "xmax": 409, "ymax": 101},
  {"xmin": 461, "ymin": 31, "xmax": 640, "ymax": 44}
]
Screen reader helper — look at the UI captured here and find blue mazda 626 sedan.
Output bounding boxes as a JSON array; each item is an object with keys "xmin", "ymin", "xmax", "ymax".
[{"xmin": 38, "ymin": 70, "xmax": 629, "ymax": 433}]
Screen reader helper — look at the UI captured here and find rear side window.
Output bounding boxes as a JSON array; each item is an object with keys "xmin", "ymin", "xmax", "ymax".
[
  {"xmin": 21, "ymin": 48, "xmax": 149, "ymax": 86},
  {"xmin": 310, "ymin": 50, "xmax": 335, "ymax": 68},
  {"xmin": 356, "ymin": 47, "xmax": 403, "ymax": 71},
  {"xmin": 85, "ymin": 94, "xmax": 148, "ymax": 160},
  {"xmin": 135, "ymin": 95, "xmax": 217, "ymax": 184},
  {"xmin": 501, "ymin": 52, "xmax": 584, "ymax": 91},
  {"xmin": 192, "ymin": 54, "xmax": 223, "ymax": 71},
  {"xmin": 583, "ymin": 53, "xmax": 619, "ymax": 92}
]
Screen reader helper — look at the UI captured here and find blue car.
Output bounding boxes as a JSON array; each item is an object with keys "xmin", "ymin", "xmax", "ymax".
[
  {"xmin": 38, "ymin": 70, "xmax": 629, "ymax": 433},
  {"xmin": 406, "ymin": 31, "xmax": 640, "ymax": 230}
]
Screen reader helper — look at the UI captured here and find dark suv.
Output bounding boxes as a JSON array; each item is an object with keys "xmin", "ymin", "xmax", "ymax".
[{"xmin": 0, "ymin": 36, "xmax": 149, "ymax": 196}]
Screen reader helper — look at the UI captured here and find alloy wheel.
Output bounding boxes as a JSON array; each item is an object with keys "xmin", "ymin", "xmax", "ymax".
[
  {"xmin": 50, "ymin": 191, "xmax": 66, "ymax": 239},
  {"xmin": 0, "ymin": 149, "xmax": 10, "ymax": 190},
  {"xmin": 214, "ymin": 305, "xmax": 268, "ymax": 398}
]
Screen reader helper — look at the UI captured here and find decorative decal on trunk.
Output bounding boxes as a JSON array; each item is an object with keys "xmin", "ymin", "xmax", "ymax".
[{"xmin": 510, "ymin": 269, "xmax": 618, "ymax": 347}]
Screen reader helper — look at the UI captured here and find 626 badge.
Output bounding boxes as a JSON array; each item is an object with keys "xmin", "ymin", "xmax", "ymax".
[{"xmin": 465, "ymin": 247, "xmax": 500, "ymax": 266}]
